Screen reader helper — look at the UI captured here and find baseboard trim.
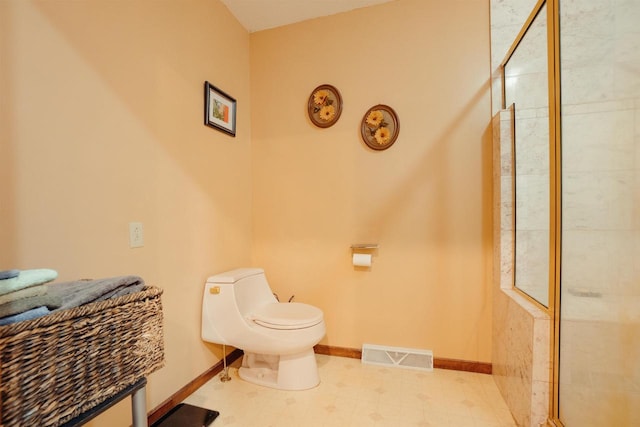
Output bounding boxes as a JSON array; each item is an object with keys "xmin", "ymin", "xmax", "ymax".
[
  {"xmin": 314, "ymin": 344, "xmax": 492, "ymax": 374},
  {"xmin": 433, "ymin": 357, "xmax": 492, "ymax": 374},
  {"xmin": 314, "ymin": 344, "xmax": 362, "ymax": 359},
  {"xmin": 147, "ymin": 348, "xmax": 244, "ymax": 425}
]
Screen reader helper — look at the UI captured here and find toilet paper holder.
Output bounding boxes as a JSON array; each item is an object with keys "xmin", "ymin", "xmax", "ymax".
[{"xmin": 351, "ymin": 244, "xmax": 377, "ymax": 268}]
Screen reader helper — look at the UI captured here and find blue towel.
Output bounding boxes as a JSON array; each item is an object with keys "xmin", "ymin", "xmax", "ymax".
[
  {"xmin": 0, "ymin": 269, "xmax": 58, "ymax": 296},
  {"xmin": 0, "ymin": 269, "xmax": 20, "ymax": 280},
  {"xmin": 0, "ymin": 306, "xmax": 51, "ymax": 326}
]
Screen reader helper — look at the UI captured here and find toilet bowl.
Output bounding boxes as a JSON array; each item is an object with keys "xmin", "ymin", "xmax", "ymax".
[{"xmin": 201, "ymin": 268, "xmax": 326, "ymax": 390}]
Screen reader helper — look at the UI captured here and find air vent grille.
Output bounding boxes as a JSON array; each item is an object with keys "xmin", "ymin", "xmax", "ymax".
[{"xmin": 361, "ymin": 344, "xmax": 433, "ymax": 372}]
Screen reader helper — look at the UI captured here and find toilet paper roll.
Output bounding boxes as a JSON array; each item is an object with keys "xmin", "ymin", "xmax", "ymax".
[{"xmin": 352, "ymin": 253, "xmax": 372, "ymax": 267}]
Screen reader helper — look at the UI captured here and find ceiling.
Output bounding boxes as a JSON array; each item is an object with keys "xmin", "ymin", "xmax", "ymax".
[{"xmin": 220, "ymin": 0, "xmax": 395, "ymax": 33}]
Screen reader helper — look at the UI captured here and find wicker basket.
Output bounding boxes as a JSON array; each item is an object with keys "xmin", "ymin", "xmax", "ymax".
[{"xmin": 0, "ymin": 286, "xmax": 164, "ymax": 427}]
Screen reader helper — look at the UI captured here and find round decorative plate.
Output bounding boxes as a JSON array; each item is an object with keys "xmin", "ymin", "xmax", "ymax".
[
  {"xmin": 360, "ymin": 104, "xmax": 400, "ymax": 151},
  {"xmin": 307, "ymin": 84, "xmax": 343, "ymax": 128}
]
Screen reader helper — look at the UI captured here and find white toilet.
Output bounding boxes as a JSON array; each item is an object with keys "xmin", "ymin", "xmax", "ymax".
[{"xmin": 201, "ymin": 268, "xmax": 326, "ymax": 390}]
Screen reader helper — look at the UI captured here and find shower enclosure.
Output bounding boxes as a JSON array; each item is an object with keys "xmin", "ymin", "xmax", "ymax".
[
  {"xmin": 494, "ymin": 0, "xmax": 639, "ymax": 425},
  {"xmin": 557, "ymin": 0, "xmax": 639, "ymax": 425}
]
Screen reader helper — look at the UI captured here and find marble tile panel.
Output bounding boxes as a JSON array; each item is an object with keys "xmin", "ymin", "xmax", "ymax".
[
  {"xmin": 562, "ymin": 293, "xmax": 640, "ymax": 323},
  {"xmin": 500, "ymin": 176, "xmax": 513, "ymax": 231},
  {"xmin": 562, "ymin": 99, "xmax": 635, "ymax": 116},
  {"xmin": 532, "ymin": 318, "xmax": 551, "ymax": 383},
  {"xmin": 503, "ymin": 298, "xmax": 534, "ymax": 426},
  {"xmin": 562, "ymin": 170, "xmax": 635, "ymax": 230},
  {"xmin": 559, "ymin": 318, "xmax": 640, "ymax": 426},
  {"xmin": 636, "ymin": 122, "xmax": 640, "ymax": 170},
  {"xmin": 513, "ymin": 106, "xmax": 549, "ymax": 120},
  {"xmin": 613, "ymin": 64, "xmax": 640, "ymax": 101},
  {"xmin": 514, "ymin": 229, "xmax": 549, "ymax": 305},
  {"xmin": 635, "ymin": 173, "xmax": 640, "ymax": 231},
  {"xmin": 559, "ymin": 33, "xmax": 616, "ymax": 69},
  {"xmin": 614, "ymin": 0, "xmax": 640, "ymax": 37},
  {"xmin": 561, "ymin": 64, "xmax": 615, "ymax": 105},
  {"xmin": 562, "ymin": 109, "xmax": 635, "ymax": 173},
  {"xmin": 500, "ymin": 230, "xmax": 514, "ymax": 290},
  {"xmin": 514, "ymin": 116, "xmax": 550, "ymax": 176},
  {"xmin": 561, "ymin": 229, "xmax": 637, "ymax": 295},
  {"xmin": 560, "ymin": 0, "xmax": 615, "ymax": 39},
  {"xmin": 505, "ymin": 72, "xmax": 548, "ymax": 111},
  {"xmin": 515, "ymin": 173, "xmax": 550, "ymax": 230},
  {"xmin": 490, "ymin": 0, "xmax": 538, "ymax": 29},
  {"xmin": 530, "ymin": 380, "xmax": 550, "ymax": 427},
  {"xmin": 499, "ymin": 125, "xmax": 513, "ymax": 177}
]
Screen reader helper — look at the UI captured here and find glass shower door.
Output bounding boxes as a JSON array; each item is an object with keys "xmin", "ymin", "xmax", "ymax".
[{"xmin": 558, "ymin": 0, "xmax": 640, "ymax": 425}]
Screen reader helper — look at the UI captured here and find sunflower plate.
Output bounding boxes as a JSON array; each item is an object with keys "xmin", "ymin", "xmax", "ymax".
[
  {"xmin": 360, "ymin": 104, "xmax": 400, "ymax": 150},
  {"xmin": 308, "ymin": 84, "xmax": 343, "ymax": 128}
]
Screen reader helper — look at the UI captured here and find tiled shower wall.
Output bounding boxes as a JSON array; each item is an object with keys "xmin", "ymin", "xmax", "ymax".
[
  {"xmin": 558, "ymin": 1, "xmax": 640, "ymax": 425},
  {"xmin": 559, "ymin": 1, "xmax": 639, "ymax": 306}
]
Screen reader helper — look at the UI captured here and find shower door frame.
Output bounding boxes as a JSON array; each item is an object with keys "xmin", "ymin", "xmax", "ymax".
[{"xmin": 498, "ymin": 0, "xmax": 563, "ymax": 425}]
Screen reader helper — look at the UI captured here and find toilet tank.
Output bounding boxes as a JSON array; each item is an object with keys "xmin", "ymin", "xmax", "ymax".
[{"xmin": 207, "ymin": 268, "xmax": 277, "ymax": 316}]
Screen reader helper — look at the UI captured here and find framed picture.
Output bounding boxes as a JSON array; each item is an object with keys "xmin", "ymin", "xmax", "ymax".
[
  {"xmin": 204, "ymin": 81, "xmax": 236, "ymax": 137},
  {"xmin": 307, "ymin": 84, "xmax": 343, "ymax": 128},
  {"xmin": 360, "ymin": 104, "xmax": 400, "ymax": 151}
]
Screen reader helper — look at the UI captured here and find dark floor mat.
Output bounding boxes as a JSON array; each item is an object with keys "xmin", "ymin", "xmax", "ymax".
[{"xmin": 151, "ymin": 403, "xmax": 219, "ymax": 427}]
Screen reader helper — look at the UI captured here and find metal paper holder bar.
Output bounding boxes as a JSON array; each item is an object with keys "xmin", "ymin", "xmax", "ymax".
[{"xmin": 350, "ymin": 244, "xmax": 379, "ymax": 250}]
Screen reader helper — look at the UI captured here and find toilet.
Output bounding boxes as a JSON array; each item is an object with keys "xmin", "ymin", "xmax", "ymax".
[{"xmin": 201, "ymin": 268, "xmax": 326, "ymax": 390}]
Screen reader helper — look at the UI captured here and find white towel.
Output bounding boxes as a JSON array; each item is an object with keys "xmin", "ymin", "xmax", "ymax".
[{"xmin": 0, "ymin": 269, "xmax": 58, "ymax": 296}]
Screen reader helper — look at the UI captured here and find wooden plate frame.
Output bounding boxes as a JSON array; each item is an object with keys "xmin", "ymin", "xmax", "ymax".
[
  {"xmin": 360, "ymin": 104, "xmax": 400, "ymax": 151},
  {"xmin": 307, "ymin": 84, "xmax": 343, "ymax": 128}
]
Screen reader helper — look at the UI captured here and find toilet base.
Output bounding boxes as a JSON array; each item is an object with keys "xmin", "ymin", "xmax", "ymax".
[{"xmin": 239, "ymin": 348, "xmax": 320, "ymax": 390}]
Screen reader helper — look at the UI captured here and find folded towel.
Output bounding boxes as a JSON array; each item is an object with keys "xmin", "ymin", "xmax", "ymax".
[
  {"xmin": 0, "ymin": 269, "xmax": 20, "ymax": 280},
  {"xmin": 0, "ymin": 306, "xmax": 51, "ymax": 326},
  {"xmin": 94, "ymin": 282, "xmax": 146, "ymax": 302},
  {"xmin": 0, "ymin": 269, "xmax": 58, "ymax": 296},
  {"xmin": 49, "ymin": 275, "xmax": 144, "ymax": 311},
  {"xmin": 0, "ymin": 285, "xmax": 47, "ymax": 306},
  {"xmin": 0, "ymin": 293, "xmax": 62, "ymax": 318}
]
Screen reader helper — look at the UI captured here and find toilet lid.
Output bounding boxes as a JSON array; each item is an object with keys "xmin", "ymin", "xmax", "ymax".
[{"xmin": 251, "ymin": 302, "xmax": 323, "ymax": 330}]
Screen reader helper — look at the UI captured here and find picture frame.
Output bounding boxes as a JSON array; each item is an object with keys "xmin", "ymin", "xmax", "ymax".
[
  {"xmin": 307, "ymin": 84, "xmax": 343, "ymax": 128},
  {"xmin": 204, "ymin": 81, "xmax": 236, "ymax": 137},
  {"xmin": 360, "ymin": 104, "xmax": 400, "ymax": 151}
]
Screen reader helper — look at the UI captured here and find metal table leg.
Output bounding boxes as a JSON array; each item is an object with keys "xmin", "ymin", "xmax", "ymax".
[{"xmin": 132, "ymin": 385, "xmax": 148, "ymax": 427}]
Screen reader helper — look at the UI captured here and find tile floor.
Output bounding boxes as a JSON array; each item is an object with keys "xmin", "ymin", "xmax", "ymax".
[{"xmin": 184, "ymin": 355, "xmax": 517, "ymax": 426}]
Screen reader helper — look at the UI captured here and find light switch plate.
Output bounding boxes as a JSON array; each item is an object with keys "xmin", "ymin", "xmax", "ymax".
[{"xmin": 129, "ymin": 222, "xmax": 144, "ymax": 248}]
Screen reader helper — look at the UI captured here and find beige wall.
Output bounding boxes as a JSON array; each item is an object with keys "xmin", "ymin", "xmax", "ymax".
[
  {"xmin": 1, "ymin": 1, "xmax": 251, "ymax": 425},
  {"xmin": 250, "ymin": 0, "xmax": 493, "ymax": 362},
  {"xmin": 1, "ymin": 0, "xmax": 494, "ymax": 424}
]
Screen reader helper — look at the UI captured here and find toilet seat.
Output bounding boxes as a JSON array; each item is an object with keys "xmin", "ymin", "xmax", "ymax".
[{"xmin": 250, "ymin": 302, "xmax": 323, "ymax": 330}]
